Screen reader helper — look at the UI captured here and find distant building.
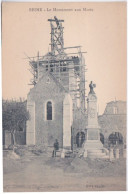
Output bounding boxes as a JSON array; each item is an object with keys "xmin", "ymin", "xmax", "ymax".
[{"xmin": 98, "ymin": 101, "xmax": 126, "ymax": 147}]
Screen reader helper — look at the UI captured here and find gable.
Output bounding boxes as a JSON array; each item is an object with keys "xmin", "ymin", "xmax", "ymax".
[{"xmin": 28, "ymin": 72, "xmax": 68, "ymax": 100}]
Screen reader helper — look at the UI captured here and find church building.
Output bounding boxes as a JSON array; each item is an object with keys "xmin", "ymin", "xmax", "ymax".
[{"xmin": 26, "ymin": 17, "xmax": 86, "ymax": 150}]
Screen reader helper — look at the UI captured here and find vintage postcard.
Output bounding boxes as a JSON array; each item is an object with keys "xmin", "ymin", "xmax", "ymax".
[{"xmin": 2, "ymin": 2, "xmax": 127, "ymax": 192}]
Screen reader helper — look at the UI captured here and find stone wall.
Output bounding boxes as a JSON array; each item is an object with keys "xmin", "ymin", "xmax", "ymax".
[{"xmin": 3, "ymin": 130, "xmax": 26, "ymax": 147}]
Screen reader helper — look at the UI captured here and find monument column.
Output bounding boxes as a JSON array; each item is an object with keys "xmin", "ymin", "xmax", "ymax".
[
  {"xmin": 87, "ymin": 82, "xmax": 100, "ymax": 142},
  {"xmin": 83, "ymin": 81, "xmax": 108, "ymax": 158}
]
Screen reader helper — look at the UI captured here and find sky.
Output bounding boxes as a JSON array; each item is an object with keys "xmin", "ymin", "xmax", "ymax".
[{"xmin": 2, "ymin": 2, "xmax": 127, "ymax": 114}]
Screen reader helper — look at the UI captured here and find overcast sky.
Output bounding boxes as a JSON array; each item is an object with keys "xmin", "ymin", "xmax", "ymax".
[{"xmin": 2, "ymin": 2, "xmax": 127, "ymax": 114}]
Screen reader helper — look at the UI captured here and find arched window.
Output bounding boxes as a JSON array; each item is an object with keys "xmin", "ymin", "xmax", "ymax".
[
  {"xmin": 47, "ymin": 101, "xmax": 52, "ymax": 120},
  {"xmin": 108, "ymin": 132, "xmax": 123, "ymax": 146}
]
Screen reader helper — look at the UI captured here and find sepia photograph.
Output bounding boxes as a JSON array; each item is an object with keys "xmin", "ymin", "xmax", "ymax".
[{"xmin": 2, "ymin": 2, "xmax": 127, "ymax": 192}]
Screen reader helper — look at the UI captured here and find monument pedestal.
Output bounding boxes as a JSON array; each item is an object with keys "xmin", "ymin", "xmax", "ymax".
[
  {"xmin": 83, "ymin": 82, "xmax": 109, "ymax": 159},
  {"xmin": 84, "ymin": 126, "xmax": 109, "ymax": 158},
  {"xmin": 84, "ymin": 140, "xmax": 108, "ymax": 159}
]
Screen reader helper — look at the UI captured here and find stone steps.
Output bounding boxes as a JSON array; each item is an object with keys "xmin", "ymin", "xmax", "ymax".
[
  {"xmin": 88, "ymin": 152, "xmax": 106, "ymax": 157},
  {"xmin": 87, "ymin": 149, "xmax": 109, "ymax": 159},
  {"xmin": 87, "ymin": 149, "xmax": 103, "ymax": 153},
  {"xmin": 88, "ymin": 154, "xmax": 109, "ymax": 159}
]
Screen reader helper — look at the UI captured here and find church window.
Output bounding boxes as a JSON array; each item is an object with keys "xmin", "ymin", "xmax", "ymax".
[{"xmin": 47, "ymin": 101, "xmax": 52, "ymax": 120}]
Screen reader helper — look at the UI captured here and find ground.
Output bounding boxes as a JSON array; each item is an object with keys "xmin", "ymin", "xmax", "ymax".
[{"xmin": 3, "ymin": 146, "xmax": 126, "ymax": 192}]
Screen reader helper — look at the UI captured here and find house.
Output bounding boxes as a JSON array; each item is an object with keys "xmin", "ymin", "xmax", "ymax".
[{"xmin": 98, "ymin": 101, "xmax": 126, "ymax": 147}]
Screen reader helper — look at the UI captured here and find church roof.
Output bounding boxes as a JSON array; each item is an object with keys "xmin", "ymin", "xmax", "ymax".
[{"xmin": 107, "ymin": 101, "xmax": 126, "ymax": 105}]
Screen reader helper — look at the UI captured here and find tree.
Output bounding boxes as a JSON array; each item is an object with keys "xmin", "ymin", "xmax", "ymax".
[{"xmin": 2, "ymin": 99, "xmax": 29, "ymax": 146}]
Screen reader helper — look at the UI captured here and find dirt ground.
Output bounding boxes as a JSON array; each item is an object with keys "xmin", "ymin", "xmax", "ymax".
[{"xmin": 3, "ymin": 147, "xmax": 126, "ymax": 192}]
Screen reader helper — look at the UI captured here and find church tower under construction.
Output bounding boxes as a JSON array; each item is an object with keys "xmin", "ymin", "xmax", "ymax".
[{"xmin": 27, "ymin": 17, "xmax": 87, "ymax": 150}]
